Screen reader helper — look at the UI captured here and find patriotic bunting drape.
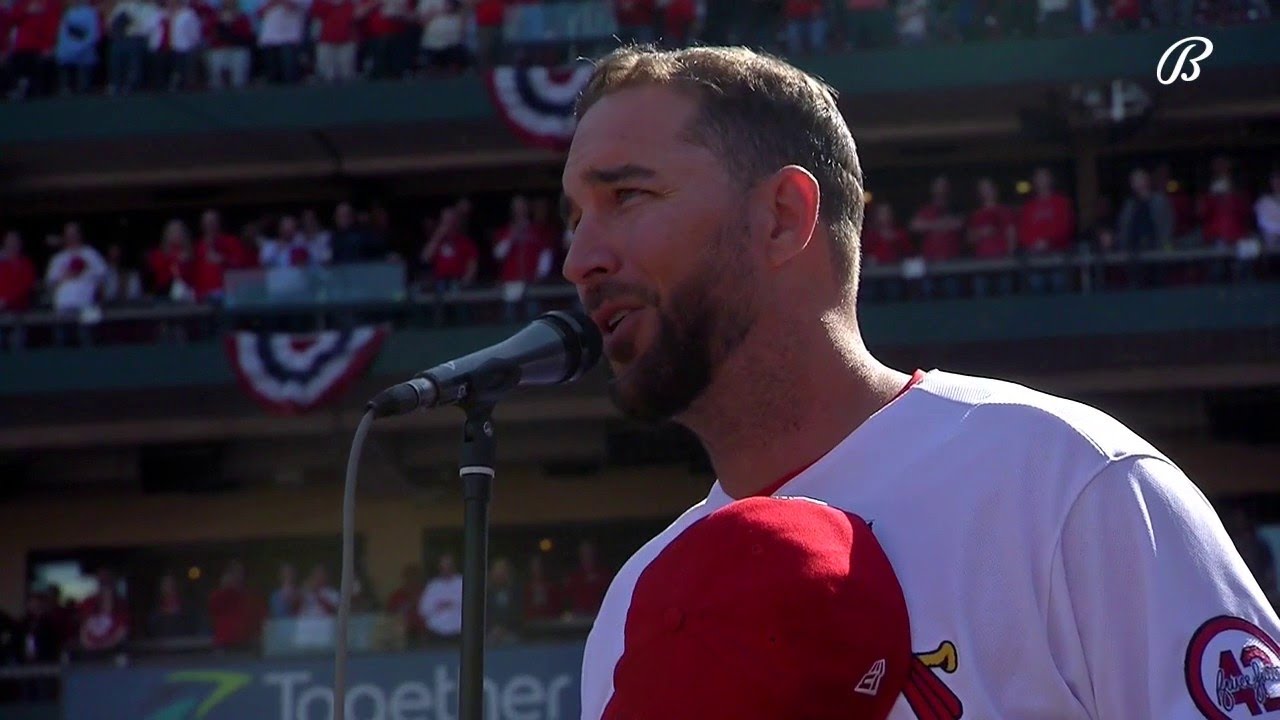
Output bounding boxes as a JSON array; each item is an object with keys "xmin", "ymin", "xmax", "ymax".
[
  {"xmin": 485, "ymin": 62, "xmax": 596, "ymax": 150},
  {"xmin": 223, "ymin": 326, "xmax": 389, "ymax": 415}
]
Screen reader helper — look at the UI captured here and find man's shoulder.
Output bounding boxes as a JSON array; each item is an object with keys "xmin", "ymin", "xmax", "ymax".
[
  {"xmin": 605, "ymin": 498, "xmax": 716, "ymax": 595},
  {"xmin": 913, "ymin": 370, "xmax": 1168, "ymax": 467}
]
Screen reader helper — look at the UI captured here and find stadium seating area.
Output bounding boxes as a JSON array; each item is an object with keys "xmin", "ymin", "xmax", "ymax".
[
  {"xmin": 0, "ymin": 535, "xmax": 615, "ymax": 702},
  {"xmin": 2, "ymin": 157, "xmax": 1278, "ymax": 349},
  {"xmin": 0, "ymin": 0, "xmax": 1273, "ymax": 100}
]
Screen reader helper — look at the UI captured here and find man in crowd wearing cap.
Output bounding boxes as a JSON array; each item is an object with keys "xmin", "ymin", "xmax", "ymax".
[{"xmin": 561, "ymin": 45, "xmax": 1280, "ymax": 719}]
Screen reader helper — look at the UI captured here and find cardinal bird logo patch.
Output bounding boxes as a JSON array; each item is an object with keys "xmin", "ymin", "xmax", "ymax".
[{"xmin": 1186, "ymin": 616, "xmax": 1280, "ymax": 718}]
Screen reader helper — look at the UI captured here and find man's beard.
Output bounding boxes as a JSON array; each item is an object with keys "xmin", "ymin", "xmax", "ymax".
[{"xmin": 606, "ymin": 225, "xmax": 755, "ymax": 424}]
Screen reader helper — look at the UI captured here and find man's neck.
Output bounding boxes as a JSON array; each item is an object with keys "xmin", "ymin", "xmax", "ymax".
[{"xmin": 681, "ymin": 312, "xmax": 909, "ymax": 500}]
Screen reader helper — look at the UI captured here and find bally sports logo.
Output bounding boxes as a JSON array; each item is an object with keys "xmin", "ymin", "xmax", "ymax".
[{"xmin": 1186, "ymin": 616, "xmax": 1280, "ymax": 718}]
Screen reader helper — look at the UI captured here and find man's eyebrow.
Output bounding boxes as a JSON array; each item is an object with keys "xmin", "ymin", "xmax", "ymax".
[{"xmin": 582, "ymin": 164, "xmax": 657, "ymax": 184}]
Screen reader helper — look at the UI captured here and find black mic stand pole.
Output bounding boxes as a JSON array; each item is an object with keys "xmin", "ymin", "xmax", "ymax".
[{"xmin": 457, "ymin": 399, "xmax": 496, "ymax": 720}]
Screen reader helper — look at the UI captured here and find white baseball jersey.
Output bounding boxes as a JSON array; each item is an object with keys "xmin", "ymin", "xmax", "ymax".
[{"xmin": 582, "ymin": 369, "xmax": 1280, "ymax": 719}]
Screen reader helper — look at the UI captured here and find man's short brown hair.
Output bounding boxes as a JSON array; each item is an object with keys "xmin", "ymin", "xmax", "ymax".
[{"xmin": 576, "ymin": 45, "xmax": 866, "ymax": 297}]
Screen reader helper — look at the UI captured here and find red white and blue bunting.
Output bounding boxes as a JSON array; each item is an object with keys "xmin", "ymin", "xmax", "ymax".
[
  {"xmin": 485, "ymin": 62, "xmax": 595, "ymax": 150},
  {"xmin": 223, "ymin": 326, "xmax": 388, "ymax": 415}
]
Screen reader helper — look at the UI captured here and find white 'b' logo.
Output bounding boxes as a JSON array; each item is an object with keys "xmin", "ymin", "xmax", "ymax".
[{"xmin": 1157, "ymin": 36, "xmax": 1214, "ymax": 85}]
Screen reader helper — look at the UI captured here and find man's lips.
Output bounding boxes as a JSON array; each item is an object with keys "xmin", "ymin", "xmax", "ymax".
[{"xmin": 591, "ymin": 301, "xmax": 647, "ymax": 337}]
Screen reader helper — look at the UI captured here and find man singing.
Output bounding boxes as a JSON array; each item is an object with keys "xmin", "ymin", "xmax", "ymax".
[{"xmin": 560, "ymin": 45, "xmax": 1280, "ymax": 719}]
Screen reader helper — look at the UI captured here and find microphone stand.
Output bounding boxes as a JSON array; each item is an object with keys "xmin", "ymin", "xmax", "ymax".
[{"xmin": 457, "ymin": 399, "xmax": 496, "ymax": 720}]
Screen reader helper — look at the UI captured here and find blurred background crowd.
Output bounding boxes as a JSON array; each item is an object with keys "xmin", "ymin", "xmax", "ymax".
[
  {"xmin": 0, "ymin": 0, "xmax": 1274, "ymax": 99},
  {"xmin": 2, "ymin": 153, "xmax": 1278, "ymax": 348},
  {"xmin": 1, "ymin": 535, "xmax": 616, "ymax": 701}
]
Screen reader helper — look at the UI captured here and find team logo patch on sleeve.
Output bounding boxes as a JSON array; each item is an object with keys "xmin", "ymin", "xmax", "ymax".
[{"xmin": 1185, "ymin": 615, "xmax": 1280, "ymax": 718}]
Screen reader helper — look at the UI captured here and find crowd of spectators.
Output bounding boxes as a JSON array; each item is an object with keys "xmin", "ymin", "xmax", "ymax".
[
  {"xmin": 0, "ymin": 0, "xmax": 1273, "ymax": 100},
  {"xmin": 0, "ymin": 192, "xmax": 567, "ymax": 347},
  {"xmin": 2, "ymin": 155, "xmax": 1277, "ymax": 349},
  {"xmin": 387, "ymin": 540, "xmax": 612, "ymax": 646},
  {"xmin": 0, "ymin": 536, "xmax": 612, "ymax": 703}
]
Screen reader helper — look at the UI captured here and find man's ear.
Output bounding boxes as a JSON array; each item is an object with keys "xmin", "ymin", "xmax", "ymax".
[{"xmin": 759, "ymin": 165, "xmax": 820, "ymax": 269}]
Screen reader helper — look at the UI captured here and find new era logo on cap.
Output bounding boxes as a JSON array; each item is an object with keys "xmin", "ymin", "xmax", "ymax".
[
  {"xmin": 603, "ymin": 496, "xmax": 913, "ymax": 720},
  {"xmin": 857, "ymin": 659, "xmax": 888, "ymax": 696}
]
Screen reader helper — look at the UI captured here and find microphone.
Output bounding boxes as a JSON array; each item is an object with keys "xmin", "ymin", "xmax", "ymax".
[{"xmin": 368, "ymin": 309, "xmax": 602, "ymax": 418}]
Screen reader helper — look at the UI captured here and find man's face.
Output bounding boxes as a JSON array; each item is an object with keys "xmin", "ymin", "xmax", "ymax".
[{"xmin": 562, "ymin": 85, "xmax": 758, "ymax": 423}]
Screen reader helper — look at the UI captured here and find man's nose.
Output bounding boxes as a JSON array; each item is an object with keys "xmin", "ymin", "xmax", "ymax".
[{"xmin": 561, "ymin": 217, "xmax": 620, "ymax": 286}]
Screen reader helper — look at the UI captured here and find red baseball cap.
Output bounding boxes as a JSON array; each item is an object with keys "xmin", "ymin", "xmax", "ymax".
[{"xmin": 602, "ymin": 496, "xmax": 913, "ymax": 720}]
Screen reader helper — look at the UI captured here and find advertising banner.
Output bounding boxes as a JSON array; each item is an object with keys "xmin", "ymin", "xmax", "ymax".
[{"xmin": 63, "ymin": 642, "xmax": 585, "ymax": 720}]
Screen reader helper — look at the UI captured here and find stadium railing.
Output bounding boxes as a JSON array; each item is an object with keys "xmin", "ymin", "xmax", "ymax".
[{"xmin": 0, "ymin": 243, "xmax": 1275, "ymax": 346}]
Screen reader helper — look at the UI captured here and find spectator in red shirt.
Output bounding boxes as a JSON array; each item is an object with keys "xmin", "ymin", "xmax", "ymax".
[
  {"xmin": 147, "ymin": 219, "xmax": 197, "ymax": 301},
  {"xmin": 1198, "ymin": 155, "xmax": 1254, "ymax": 246},
  {"xmin": 523, "ymin": 553, "xmax": 561, "ymax": 623},
  {"xmin": 9, "ymin": 0, "xmax": 62, "ymax": 98},
  {"xmin": 1018, "ymin": 167, "xmax": 1075, "ymax": 293},
  {"xmin": 311, "ymin": 0, "xmax": 357, "ymax": 82},
  {"xmin": 204, "ymin": 1, "xmax": 253, "ymax": 88},
  {"xmin": 192, "ymin": 209, "xmax": 252, "ymax": 303},
  {"xmin": 494, "ymin": 195, "xmax": 554, "ymax": 322},
  {"xmin": 0, "ymin": 230, "xmax": 36, "ymax": 350},
  {"xmin": 784, "ymin": 0, "xmax": 824, "ymax": 55},
  {"xmin": 563, "ymin": 540, "xmax": 610, "ymax": 617},
  {"xmin": 0, "ymin": 230, "xmax": 37, "ymax": 313},
  {"xmin": 910, "ymin": 176, "xmax": 964, "ymax": 262},
  {"xmin": 967, "ymin": 178, "xmax": 1017, "ymax": 259},
  {"xmin": 615, "ymin": 0, "xmax": 656, "ymax": 44},
  {"xmin": 909, "ymin": 175, "xmax": 964, "ymax": 298},
  {"xmin": 1018, "ymin": 167, "xmax": 1076, "ymax": 254},
  {"xmin": 385, "ymin": 564, "xmax": 426, "ymax": 646},
  {"xmin": 422, "ymin": 206, "xmax": 478, "ymax": 286},
  {"xmin": 862, "ymin": 201, "xmax": 913, "ymax": 265},
  {"xmin": 967, "ymin": 178, "xmax": 1017, "ymax": 297},
  {"xmin": 78, "ymin": 568, "xmax": 129, "ymax": 657},
  {"xmin": 420, "ymin": 205, "xmax": 478, "ymax": 308},
  {"xmin": 208, "ymin": 560, "xmax": 264, "ymax": 651}
]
